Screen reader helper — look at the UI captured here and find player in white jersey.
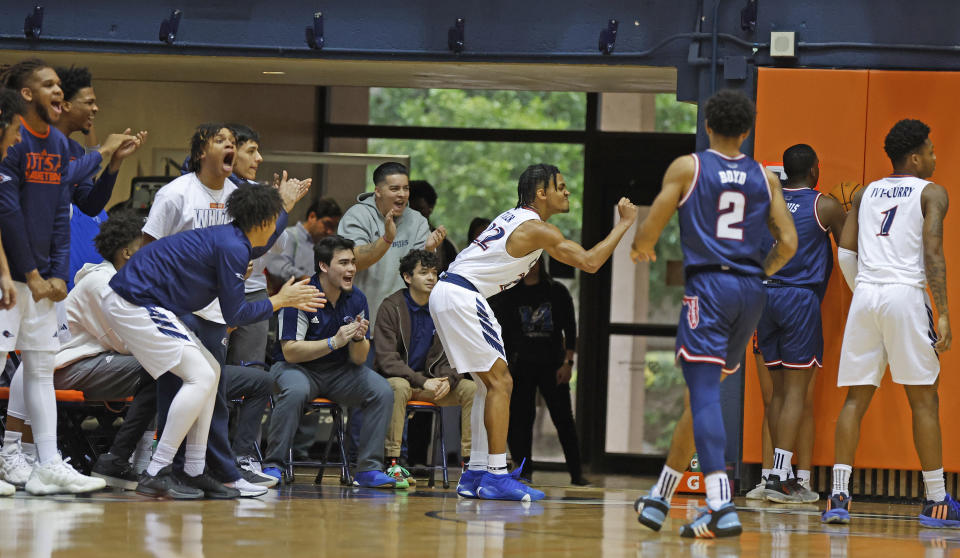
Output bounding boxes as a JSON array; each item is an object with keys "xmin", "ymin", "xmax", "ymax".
[
  {"xmin": 824, "ymin": 119, "xmax": 955, "ymax": 526},
  {"xmin": 431, "ymin": 163, "xmax": 638, "ymax": 501}
]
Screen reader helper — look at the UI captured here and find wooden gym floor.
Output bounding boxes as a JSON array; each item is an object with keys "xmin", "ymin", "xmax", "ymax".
[{"xmin": 0, "ymin": 470, "xmax": 953, "ymax": 558}]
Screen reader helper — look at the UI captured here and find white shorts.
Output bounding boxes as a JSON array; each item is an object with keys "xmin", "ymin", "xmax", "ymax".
[
  {"xmin": 837, "ymin": 282, "xmax": 940, "ymax": 387},
  {"xmin": 429, "ymin": 280, "xmax": 506, "ymax": 374},
  {"xmin": 0, "ymin": 282, "xmax": 60, "ymax": 352},
  {"xmin": 99, "ymin": 288, "xmax": 214, "ymax": 379}
]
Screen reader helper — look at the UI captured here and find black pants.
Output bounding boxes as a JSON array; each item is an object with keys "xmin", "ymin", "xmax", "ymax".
[
  {"xmin": 507, "ymin": 361, "xmax": 582, "ymax": 481},
  {"xmin": 109, "ymin": 371, "xmax": 157, "ymax": 460}
]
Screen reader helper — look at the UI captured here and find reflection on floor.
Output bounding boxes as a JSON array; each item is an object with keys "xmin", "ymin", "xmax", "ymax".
[{"xmin": 0, "ymin": 470, "xmax": 955, "ymax": 558}]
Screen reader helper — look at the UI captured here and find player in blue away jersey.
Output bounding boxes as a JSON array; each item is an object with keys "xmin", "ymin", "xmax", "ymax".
[
  {"xmin": 630, "ymin": 90, "xmax": 798, "ymax": 538},
  {"xmin": 754, "ymin": 144, "xmax": 844, "ymax": 505},
  {"xmin": 102, "ymin": 185, "xmax": 324, "ymax": 499}
]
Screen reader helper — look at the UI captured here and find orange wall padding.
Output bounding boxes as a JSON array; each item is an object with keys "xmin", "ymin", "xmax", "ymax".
[{"xmin": 747, "ymin": 68, "xmax": 959, "ymax": 471}]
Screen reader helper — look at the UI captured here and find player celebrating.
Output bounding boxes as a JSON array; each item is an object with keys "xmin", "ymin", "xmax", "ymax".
[
  {"xmin": 631, "ymin": 90, "xmax": 797, "ymax": 538},
  {"xmin": 101, "ymin": 185, "xmax": 323, "ymax": 499},
  {"xmin": 823, "ymin": 119, "xmax": 955, "ymax": 526},
  {"xmin": 432, "ymin": 163, "xmax": 638, "ymax": 502}
]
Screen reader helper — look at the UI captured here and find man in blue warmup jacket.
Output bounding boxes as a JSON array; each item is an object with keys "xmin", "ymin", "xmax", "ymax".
[{"xmin": 102, "ymin": 185, "xmax": 325, "ymax": 499}]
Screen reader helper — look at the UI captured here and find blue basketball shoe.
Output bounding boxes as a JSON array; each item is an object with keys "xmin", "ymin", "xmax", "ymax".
[
  {"xmin": 821, "ymin": 492, "xmax": 851, "ymax": 524},
  {"xmin": 679, "ymin": 502, "xmax": 742, "ymax": 538},
  {"xmin": 635, "ymin": 494, "xmax": 670, "ymax": 532},
  {"xmin": 477, "ymin": 472, "xmax": 545, "ymax": 502},
  {"xmin": 457, "ymin": 469, "xmax": 484, "ymax": 499},
  {"xmin": 919, "ymin": 494, "xmax": 960, "ymax": 528}
]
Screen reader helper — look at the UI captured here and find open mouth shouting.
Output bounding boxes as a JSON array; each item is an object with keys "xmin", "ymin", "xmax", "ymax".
[{"xmin": 221, "ymin": 150, "xmax": 235, "ymax": 174}]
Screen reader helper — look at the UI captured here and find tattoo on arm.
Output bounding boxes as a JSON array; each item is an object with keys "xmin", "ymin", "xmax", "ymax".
[
  {"xmin": 762, "ymin": 215, "xmax": 792, "ymax": 276},
  {"xmin": 925, "ymin": 196, "xmax": 949, "ymax": 315}
]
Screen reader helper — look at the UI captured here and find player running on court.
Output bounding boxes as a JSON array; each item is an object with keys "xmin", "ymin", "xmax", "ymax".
[
  {"xmin": 431, "ymin": 163, "xmax": 638, "ymax": 502},
  {"xmin": 823, "ymin": 119, "xmax": 955, "ymax": 526},
  {"xmin": 631, "ymin": 90, "xmax": 797, "ymax": 538}
]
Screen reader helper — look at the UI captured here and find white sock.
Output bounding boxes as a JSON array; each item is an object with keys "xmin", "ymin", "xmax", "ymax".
[
  {"xmin": 468, "ymin": 373, "xmax": 488, "ymax": 473},
  {"xmin": 832, "ymin": 464, "xmax": 852, "ymax": 496},
  {"xmin": 650, "ymin": 465, "xmax": 682, "ymax": 501},
  {"xmin": 183, "ymin": 443, "xmax": 206, "ymax": 477},
  {"xmin": 705, "ymin": 472, "xmax": 731, "ymax": 511},
  {"xmin": 773, "ymin": 448, "xmax": 793, "ymax": 481},
  {"xmin": 923, "ymin": 468, "xmax": 947, "ymax": 502},
  {"xmin": 797, "ymin": 469, "xmax": 811, "ymax": 487},
  {"xmin": 488, "ymin": 453, "xmax": 508, "ymax": 475},
  {"xmin": 761, "ymin": 467, "xmax": 772, "ymax": 481},
  {"xmin": 147, "ymin": 439, "xmax": 178, "ymax": 476},
  {"xmin": 21, "ymin": 442, "xmax": 37, "ymax": 460},
  {"xmin": 2, "ymin": 430, "xmax": 21, "ymax": 449}
]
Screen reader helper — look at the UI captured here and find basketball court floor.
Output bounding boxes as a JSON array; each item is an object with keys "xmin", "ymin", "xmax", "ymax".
[{"xmin": 0, "ymin": 470, "xmax": 950, "ymax": 557}]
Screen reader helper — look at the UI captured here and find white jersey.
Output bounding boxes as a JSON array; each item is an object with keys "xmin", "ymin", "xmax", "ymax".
[
  {"xmin": 448, "ymin": 207, "xmax": 543, "ymax": 298},
  {"xmin": 856, "ymin": 175, "xmax": 928, "ymax": 288},
  {"xmin": 142, "ymin": 173, "xmax": 238, "ymax": 324}
]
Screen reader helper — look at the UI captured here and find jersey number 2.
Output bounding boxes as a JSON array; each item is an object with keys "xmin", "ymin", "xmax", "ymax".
[
  {"xmin": 473, "ymin": 225, "xmax": 505, "ymax": 251},
  {"xmin": 878, "ymin": 206, "xmax": 898, "ymax": 236},
  {"xmin": 716, "ymin": 191, "xmax": 746, "ymax": 240}
]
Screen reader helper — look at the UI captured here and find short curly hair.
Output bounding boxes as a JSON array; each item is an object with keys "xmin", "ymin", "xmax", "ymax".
[
  {"xmin": 55, "ymin": 65, "xmax": 92, "ymax": 102},
  {"xmin": 226, "ymin": 184, "xmax": 282, "ymax": 233},
  {"xmin": 704, "ymin": 89, "xmax": 756, "ymax": 138},
  {"xmin": 93, "ymin": 211, "xmax": 143, "ymax": 263},
  {"xmin": 399, "ymin": 249, "xmax": 439, "ymax": 281},
  {"xmin": 0, "ymin": 87, "xmax": 26, "ymax": 129},
  {"xmin": 884, "ymin": 119, "xmax": 930, "ymax": 166}
]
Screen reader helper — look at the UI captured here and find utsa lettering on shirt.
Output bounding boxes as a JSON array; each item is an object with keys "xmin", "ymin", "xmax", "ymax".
[{"xmin": 25, "ymin": 150, "xmax": 61, "ymax": 184}]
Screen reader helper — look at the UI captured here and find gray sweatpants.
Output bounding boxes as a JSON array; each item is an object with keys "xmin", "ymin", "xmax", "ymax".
[{"xmin": 264, "ymin": 360, "xmax": 392, "ymax": 473}]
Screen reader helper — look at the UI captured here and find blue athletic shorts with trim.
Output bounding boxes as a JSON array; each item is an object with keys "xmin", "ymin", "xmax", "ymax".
[
  {"xmin": 755, "ymin": 285, "xmax": 823, "ymax": 369},
  {"xmin": 675, "ymin": 271, "xmax": 766, "ymax": 374}
]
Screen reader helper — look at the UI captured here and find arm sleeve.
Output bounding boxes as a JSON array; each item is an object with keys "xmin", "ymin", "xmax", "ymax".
[
  {"xmin": 61, "ymin": 150, "xmax": 102, "ymax": 188},
  {"xmin": 217, "ymin": 243, "xmax": 273, "ymax": 326},
  {"xmin": 0, "ymin": 147, "xmax": 37, "ymax": 275},
  {"xmin": 338, "ymin": 207, "xmax": 377, "ymax": 244},
  {"xmin": 557, "ymin": 283, "xmax": 577, "ymax": 351},
  {"xmin": 141, "ymin": 189, "xmax": 179, "ymax": 239},
  {"xmin": 251, "ymin": 209, "xmax": 288, "ymax": 259},
  {"xmin": 277, "ymin": 306, "xmax": 308, "ymax": 342},
  {"xmin": 838, "ymin": 247, "xmax": 858, "ymax": 292},
  {"xmin": 50, "ymin": 185, "xmax": 72, "ymax": 281},
  {"xmin": 412, "ymin": 219, "xmax": 429, "ymax": 249},
  {"xmin": 72, "ymin": 167, "xmax": 117, "ymax": 217}
]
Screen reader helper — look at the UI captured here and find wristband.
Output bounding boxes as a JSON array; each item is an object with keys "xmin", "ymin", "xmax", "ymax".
[
  {"xmin": 382, "ymin": 235, "xmax": 393, "ymax": 244},
  {"xmin": 327, "ymin": 337, "xmax": 338, "ymax": 351},
  {"xmin": 565, "ymin": 359, "xmax": 574, "ymax": 366}
]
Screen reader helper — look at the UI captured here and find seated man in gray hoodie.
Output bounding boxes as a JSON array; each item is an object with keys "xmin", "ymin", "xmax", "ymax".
[
  {"xmin": 374, "ymin": 250, "xmax": 475, "ymax": 484},
  {"xmin": 0, "ymin": 212, "xmax": 155, "ymax": 490}
]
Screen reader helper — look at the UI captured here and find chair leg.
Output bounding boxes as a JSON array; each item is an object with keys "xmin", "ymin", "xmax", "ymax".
[
  {"xmin": 438, "ymin": 409, "xmax": 448, "ymax": 489},
  {"xmin": 287, "ymin": 447, "xmax": 295, "ymax": 483},
  {"xmin": 334, "ymin": 407, "xmax": 351, "ymax": 485},
  {"xmin": 316, "ymin": 407, "xmax": 337, "ymax": 485},
  {"xmin": 428, "ymin": 410, "xmax": 436, "ymax": 488}
]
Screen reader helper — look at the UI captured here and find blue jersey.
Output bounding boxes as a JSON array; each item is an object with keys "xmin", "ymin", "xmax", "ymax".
[
  {"xmin": 109, "ymin": 215, "xmax": 286, "ymax": 326},
  {"xmin": 64, "ymin": 138, "xmax": 117, "ymax": 218},
  {"xmin": 68, "ymin": 206, "xmax": 107, "ymax": 290},
  {"xmin": 276, "ymin": 277, "xmax": 370, "ymax": 370},
  {"xmin": 762, "ymin": 187, "xmax": 833, "ymax": 292},
  {"xmin": 678, "ymin": 150, "xmax": 772, "ymax": 277}
]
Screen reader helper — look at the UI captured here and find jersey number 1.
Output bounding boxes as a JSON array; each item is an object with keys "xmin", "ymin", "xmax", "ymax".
[
  {"xmin": 716, "ymin": 191, "xmax": 746, "ymax": 240},
  {"xmin": 878, "ymin": 206, "xmax": 898, "ymax": 236}
]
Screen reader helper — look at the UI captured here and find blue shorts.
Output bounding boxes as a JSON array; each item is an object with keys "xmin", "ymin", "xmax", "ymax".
[
  {"xmin": 675, "ymin": 272, "xmax": 766, "ymax": 374},
  {"xmin": 754, "ymin": 285, "xmax": 823, "ymax": 369}
]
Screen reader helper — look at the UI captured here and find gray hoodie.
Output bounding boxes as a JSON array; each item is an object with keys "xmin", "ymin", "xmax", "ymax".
[{"xmin": 338, "ymin": 192, "xmax": 430, "ymax": 330}]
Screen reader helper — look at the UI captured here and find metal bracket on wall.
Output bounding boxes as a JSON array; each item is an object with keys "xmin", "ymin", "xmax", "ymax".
[
  {"xmin": 159, "ymin": 9, "xmax": 181, "ymax": 45},
  {"xmin": 306, "ymin": 12, "xmax": 324, "ymax": 50},
  {"xmin": 23, "ymin": 6, "xmax": 44, "ymax": 40},
  {"xmin": 598, "ymin": 19, "xmax": 618, "ymax": 55},
  {"xmin": 448, "ymin": 18, "xmax": 465, "ymax": 53},
  {"xmin": 740, "ymin": 0, "xmax": 757, "ymax": 32}
]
